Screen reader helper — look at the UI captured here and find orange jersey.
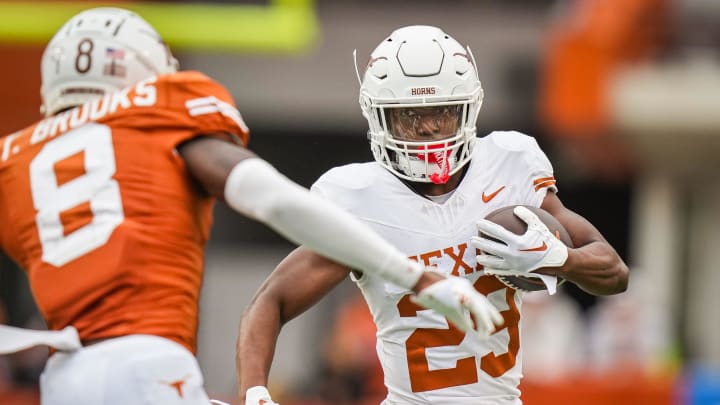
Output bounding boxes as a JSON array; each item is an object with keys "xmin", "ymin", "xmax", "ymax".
[{"xmin": 0, "ymin": 71, "xmax": 248, "ymax": 353}]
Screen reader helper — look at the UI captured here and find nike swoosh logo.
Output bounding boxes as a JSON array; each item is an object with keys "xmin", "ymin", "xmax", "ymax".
[
  {"xmin": 521, "ymin": 242, "xmax": 548, "ymax": 252},
  {"xmin": 482, "ymin": 186, "xmax": 505, "ymax": 203}
]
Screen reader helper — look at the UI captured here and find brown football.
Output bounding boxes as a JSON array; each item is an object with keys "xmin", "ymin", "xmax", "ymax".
[{"xmin": 481, "ymin": 205, "xmax": 573, "ymax": 292}]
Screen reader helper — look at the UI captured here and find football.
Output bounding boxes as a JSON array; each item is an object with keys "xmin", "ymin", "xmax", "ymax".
[{"xmin": 480, "ymin": 205, "xmax": 573, "ymax": 292}]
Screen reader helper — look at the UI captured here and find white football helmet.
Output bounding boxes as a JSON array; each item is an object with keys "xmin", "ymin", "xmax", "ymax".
[
  {"xmin": 357, "ymin": 26, "xmax": 484, "ymax": 184},
  {"xmin": 40, "ymin": 7, "xmax": 178, "ymax": 116}
]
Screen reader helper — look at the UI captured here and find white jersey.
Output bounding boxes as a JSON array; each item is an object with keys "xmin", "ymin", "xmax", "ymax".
[{"xmin": 311, "ymin": 131, "xmax": 557, "ymax": 404}]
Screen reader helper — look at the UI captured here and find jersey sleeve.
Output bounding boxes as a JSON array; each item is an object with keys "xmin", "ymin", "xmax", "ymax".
[
  {"xmin": 310, "ymin": 175, "xmax": 329, "ymax": 197},
  {"xmin": 310, "ymin": 165, "xmax": 374, "ymax": 213},
  {"xmin": 520, "ymin": 134, "xmax": 557, "ymax": 206},
  {"xmin": 490, "ymin": 130, "xmax": 557, "ymax": 207},
  {"xmin": 124, "ymin": 71, "xmax": 250, "ymax": 147},
  {"xmin": 310, "ymin": 166, "xmax": 350, "ymax": 202}
]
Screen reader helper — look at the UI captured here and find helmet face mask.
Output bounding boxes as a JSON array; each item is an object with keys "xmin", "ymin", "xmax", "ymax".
[
  {"xmin": 358, "ymin": 25, "xmax": 484, "ymax": 184},
  {"xmin": 40, "ymin": 7, "xmax": 178, "ymax": 117}
]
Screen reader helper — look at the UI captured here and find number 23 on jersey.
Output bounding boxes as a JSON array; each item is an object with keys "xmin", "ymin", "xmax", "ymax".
[{"xmin": 397, "ymin": 276, "xmax": 520, "ymax": 392}]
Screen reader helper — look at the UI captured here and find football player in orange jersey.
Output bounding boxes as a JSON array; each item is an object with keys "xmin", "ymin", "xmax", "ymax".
[
  {"xmin": 0, "ymin": 9, "xmax": 505, "ymax": 405},
  {"xmin": 237, "ymin": 26, "xmax": 629, "ymax": 405}
]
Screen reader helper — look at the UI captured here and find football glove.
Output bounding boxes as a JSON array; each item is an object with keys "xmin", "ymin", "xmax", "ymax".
[
  {"xmin": 412, "ymin": 275, "xmax": 503, "ymax": 338},
  {"xmin": 472, "ymin": 206, "xmax": 568, "ymax": 276},
  {"xmin": 245, "ymin": 386, "xmax": 279, "ymax": 405}
]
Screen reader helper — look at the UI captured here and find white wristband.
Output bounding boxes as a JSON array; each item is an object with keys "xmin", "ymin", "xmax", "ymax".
[
  {"xmin": 224, "ymin": 159, "xmax": 423, "ymax": 290},
  {"xmin": 245, "ymin": 386, "xmax": 274, "ymax": 405}
]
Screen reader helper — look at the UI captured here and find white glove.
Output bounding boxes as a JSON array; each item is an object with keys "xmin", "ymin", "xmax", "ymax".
[
  {"xmin": 471, "ymin": 206, "xmax": 568, "ymax": 277},
  {"xmin": 411, "ymin": 275, "xmax": 503, "ymax": 339},
  {"xmin": 245, "ymin": 386, "xmax": 279, "ymax": 405}
]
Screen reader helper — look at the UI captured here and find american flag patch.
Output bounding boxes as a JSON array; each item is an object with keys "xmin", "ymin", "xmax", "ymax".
[{"xmin": 106, "ymin": 47, "xmax": 125, "ymax": 60}]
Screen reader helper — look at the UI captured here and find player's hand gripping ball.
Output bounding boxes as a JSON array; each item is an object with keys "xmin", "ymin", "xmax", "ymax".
[{"xmin": 473, "ymin": 205, "xmax": 573, "ymax": 292}]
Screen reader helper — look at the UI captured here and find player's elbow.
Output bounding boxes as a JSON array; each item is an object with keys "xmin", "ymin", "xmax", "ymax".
[
  {"xmin": 592, "ymin": 262, "xmax": 629, "ymax": 296},
  {"xmin": 613, "ymin": 263, "xmax": 630, "ymax": 294}
]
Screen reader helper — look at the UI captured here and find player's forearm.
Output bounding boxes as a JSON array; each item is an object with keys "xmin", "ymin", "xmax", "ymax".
[
  {"xmin": 236, "ymin": 302, "xmax": 281, "ymax": 399},
  {"xmin": 542, "ymin": 241, "xmax": 629, "ymax": 295},
  {"xmin": 224, "ymin": 158, "xmax": 423, "ymax": 290}
]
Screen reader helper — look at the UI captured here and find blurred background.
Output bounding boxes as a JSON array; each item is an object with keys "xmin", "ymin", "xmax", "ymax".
[{"xmin": 1, "ymin": 0, "xmax": 719, "ymax": 404}]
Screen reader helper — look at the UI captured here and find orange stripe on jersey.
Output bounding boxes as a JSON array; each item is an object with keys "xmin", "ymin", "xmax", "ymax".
[
  {"xmin": 533, "ymin": 176, "xmax": 555, "ymax": 185},
  {"xmin": 534, "ymin": 180, "xmax": 557, "ymax": 191},
  {"xmin": 533, "ymin": 176, "xmax": 556, "ymax": 191}
]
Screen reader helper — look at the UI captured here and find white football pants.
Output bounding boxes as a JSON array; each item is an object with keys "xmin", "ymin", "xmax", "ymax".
[{"xmin": 40, "ymin": 334, "xmax": 210, "ymax": 405}]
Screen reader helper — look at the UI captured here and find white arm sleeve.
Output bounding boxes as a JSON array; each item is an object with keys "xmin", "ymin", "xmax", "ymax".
[{"xmin": 224, "ymin": 158, "xmax": 424, "ymax": 289}]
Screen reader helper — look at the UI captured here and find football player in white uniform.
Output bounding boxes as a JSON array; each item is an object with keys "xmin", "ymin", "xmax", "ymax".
[{"xmin": 237, "ymin": 26, "xmax": 629, "ymax": 405}]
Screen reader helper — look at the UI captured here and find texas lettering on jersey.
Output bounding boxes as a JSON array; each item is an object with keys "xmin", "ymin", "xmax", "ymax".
[
  {"xmin": 410, "ymin": 242, "xmax": 483, "ymax": 277},
  {"xmin": 0, "ymin": 71, "xmax": 248, "ymax": 353}
]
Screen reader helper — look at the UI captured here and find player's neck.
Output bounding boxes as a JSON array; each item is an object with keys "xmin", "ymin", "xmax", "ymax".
[{"xmin": 405, "ymin": 166, "xmax": 466, "ymax": 197}]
